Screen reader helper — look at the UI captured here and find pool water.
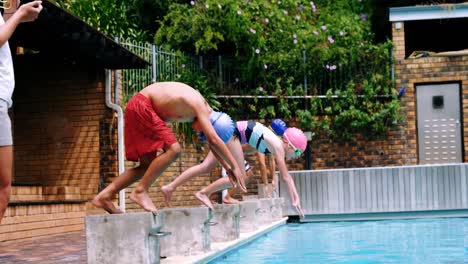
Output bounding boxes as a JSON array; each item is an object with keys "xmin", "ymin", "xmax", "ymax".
[{"xmin": 210, "ymin": 217, "xmax": 468, "ymax": 263}]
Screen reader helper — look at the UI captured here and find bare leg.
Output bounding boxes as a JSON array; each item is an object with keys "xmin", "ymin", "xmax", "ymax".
[
  {"xmin": 256, "ymin": 152, "xmax": 271, "ymax": 197},
  {"xmin": 92, "ymin": 162, "xmax": 149, "ymax": 214},
  {"xmin": 197, "ymin": 138, "xmax": 246, "ymax": 206},
  {"xmin": 161, "ymin": 151, "xmax": 217, "ymax": 207},
  {"xmin": 0, "ymin": 146, "xmax": 13, "ymax": 223},
  {"xmin": 160, "ymin": 185, "xmax": 173, "ymax": 208},
  {"xmin": 222, "ymin": 193, "xmax": 240, "ymax": 204},
  {"xmin": 130, "ymin": 143, "xmax": 181, "ymax": 213},
  {"xmin": 195, "ymin": 192, "xmax": 214, "ymax": 210},
  {"xmin": 196, "ymin": 177, "xmax": 232, "ymax": 209},
  {"xmin": 198, "ymin": 138, "xmax": 247, "ymax": 206},
  {"xmin": 224, "ymin": 167, "xmax": 255, "ymax": 203},
  {"xmin": 223, "ymin": 185, "xmax": 241, "ymax": 204}
]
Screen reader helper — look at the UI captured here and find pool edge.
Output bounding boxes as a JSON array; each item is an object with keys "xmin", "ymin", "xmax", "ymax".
[
  {"xmin": 301, "ymin": 209, "xmax": 468, "ymax": 222},
  {"xmin": 160, "ymin": 217, "xmax": 288, "ymax": 264}
]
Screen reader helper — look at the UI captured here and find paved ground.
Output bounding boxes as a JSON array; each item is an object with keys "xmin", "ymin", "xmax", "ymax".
[{"xmin": 0, "ymin": 231, "xmax": 86, "ymax": 264}]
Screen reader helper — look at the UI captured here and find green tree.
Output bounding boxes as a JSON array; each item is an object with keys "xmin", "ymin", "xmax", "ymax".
[
  {"xmin": 155, "ymin": 0, "xmax": 402, "ymax": 140},
  {"xmin": 54, "ymin": 0, "xmax": 147, "ymax": 41},
  {"xmin": 53, "ymin": 0, "xmax": 404, "ymax": 140}
]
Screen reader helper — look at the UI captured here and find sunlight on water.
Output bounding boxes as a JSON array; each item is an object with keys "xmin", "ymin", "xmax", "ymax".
[{"xmin": 210, "ymin": 218, "xmax": 468, "ymax": 264}]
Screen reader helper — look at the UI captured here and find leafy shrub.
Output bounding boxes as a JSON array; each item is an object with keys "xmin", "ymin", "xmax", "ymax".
[{"xmin": 155, "ymin": 0, "xmax": 402, "ymax": 140}]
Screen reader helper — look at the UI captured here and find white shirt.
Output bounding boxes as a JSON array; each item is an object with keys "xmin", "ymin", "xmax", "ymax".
[
  {"xmin": 221, "ymin": 160, "xmax": 250, "ymax": 177},
  {"xmin": 0, "ymin": 15, "xmax": 15, "ymax": 108}
]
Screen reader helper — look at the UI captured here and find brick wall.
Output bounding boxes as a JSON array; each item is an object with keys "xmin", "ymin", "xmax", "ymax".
[
  {"xmin": 99, "ymin": 114, "xmax": 119, "ymax": 197},
  {"xmin": 280, "ymin": 117, "xmax": 413, "ymax": 169},
  {"xmin": 303, "ymin": 21, "xmax": 467, "ymax": 170},
  {"xmin": 306, "ymin": 127, "xmax": 416, "ymax": 169},
  {"xmin": 12, "ymin": 59, "xmax": 110, "ymax": 203},
  {"xmin": 392, "ymin": 21, "xmax": 468, "ymax": 163},
  {"xmin": 393, "ymin": 56, "xmax": 468, "ymax": 163},
  {"xmin": 0, "ymin": 203, "xmax": 85, "ymax": 241}
]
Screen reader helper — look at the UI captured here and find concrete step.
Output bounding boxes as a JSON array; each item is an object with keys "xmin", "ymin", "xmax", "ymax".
[
  {"xmin": 86, "ymin": 212, "xmax": 163, "ymax": 264},
  {"xmin": 1, "ymin": 201, "xmax": 86, "ymax": 242},
  {"xmin": 10, "ymin": 185, "xmax": 82, "ymax": 201},
  {"xmin": 159, "ymin": 207, "xmax": 211, "ymax": 257},
  {"xmin": 210, "ymin": 204, "xmax": 241, "ymax": 242}
]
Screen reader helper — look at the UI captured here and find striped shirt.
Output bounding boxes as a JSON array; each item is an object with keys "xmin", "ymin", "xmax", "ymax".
[{"xmin": 234, "ymin": 121, "xmax": 271, "ymax": 154}]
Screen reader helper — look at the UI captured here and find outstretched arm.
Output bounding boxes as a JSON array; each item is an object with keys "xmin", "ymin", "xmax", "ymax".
[
  {"xmin": 256, "ymin": 152, "xmax": 274, "ymax": 197},
  {"xmin": 210, "ymin": 148, "xmax": 238, "ymax": 188},
  {"xmin": 275, "ymin": 155, "xmax": 304, "ymax": 218},
  {"xmin": 196, "ymin": 109, "xmax": 246, "ymax": 192}
]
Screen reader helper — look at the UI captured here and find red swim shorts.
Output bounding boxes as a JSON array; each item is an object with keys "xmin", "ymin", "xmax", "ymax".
[{"xmin": 124, "ymin": 93, "xmax": 177, "ymax": 161}]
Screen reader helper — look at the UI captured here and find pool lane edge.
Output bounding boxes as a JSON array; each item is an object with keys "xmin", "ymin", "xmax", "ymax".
[
  {"xmin": 301, "ymin": 209, "xmax": 468, "ymax": 222},
  {"xmin": 198, "ymin": 217, "xmax": 288, "ymax": 264},
  {"xmin": 160, "ymin": 217, "xmax": 288, "ymax": 264}
]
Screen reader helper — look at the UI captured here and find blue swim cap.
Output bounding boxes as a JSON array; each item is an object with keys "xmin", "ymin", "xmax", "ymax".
[
  {"xmin": 269, "ymin": 119, "xmax": 287, "ymax": 136},
  {"xmin": 199, "ymin": 111, "xmax": 235, "ymax": 143}
]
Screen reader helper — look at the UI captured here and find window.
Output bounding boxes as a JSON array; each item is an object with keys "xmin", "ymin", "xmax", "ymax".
[
  {"xmin": 405, "ymin": 18, "xmax": 468, "ymax": 58},
  {"xmin": 432, "ymin": 95, "xmax": 444, "ymax": 109}
]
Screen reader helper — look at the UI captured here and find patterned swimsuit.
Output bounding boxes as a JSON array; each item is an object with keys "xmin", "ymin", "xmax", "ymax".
[{"xmin": 234, "ymin": 121, "xmax": 271, "ymax": 154}]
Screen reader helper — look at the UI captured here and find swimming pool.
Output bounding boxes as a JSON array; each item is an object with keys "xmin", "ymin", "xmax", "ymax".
[{"xmin": 210, "ymin": 217, "xmax": 468, "ymax": 263}]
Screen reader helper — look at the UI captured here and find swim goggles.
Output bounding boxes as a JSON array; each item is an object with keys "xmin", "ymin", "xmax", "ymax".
[{"xmin": 283, "ymin": 133, "xmax": 303, "ymax": 158}]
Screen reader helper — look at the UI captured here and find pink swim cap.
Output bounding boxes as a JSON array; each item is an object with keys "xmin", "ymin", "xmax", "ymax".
[{"xmin": 283, "ymin": 127, "xmax": 307, "ymax": 152}]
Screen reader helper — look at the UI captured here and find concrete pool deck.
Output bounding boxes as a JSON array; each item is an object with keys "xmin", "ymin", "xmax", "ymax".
[
  {"xmin": 0, "ymin": 217, "xmax": 287, "ymax": 264},
  {"xmin": 0, "ymin": 231, "xmax": 87, "ymax": 264}
]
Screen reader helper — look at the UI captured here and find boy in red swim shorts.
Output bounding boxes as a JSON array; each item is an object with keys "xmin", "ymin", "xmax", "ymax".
[{"xmin": 92, "ymin": 82, "xmax": 245, "ymax": 214}]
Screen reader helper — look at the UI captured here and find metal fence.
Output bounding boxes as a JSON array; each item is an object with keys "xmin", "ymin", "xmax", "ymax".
[
  {"xmin": 117, "ymin": 37, "xmax": 196, "ymax": 102},
  {"xmin": 117, "ymin": 37, "xmax": 391, "ymax": 101},
  {"xmin": 280, "ymin": 163, "xmax": 468, "ymax": 221}
]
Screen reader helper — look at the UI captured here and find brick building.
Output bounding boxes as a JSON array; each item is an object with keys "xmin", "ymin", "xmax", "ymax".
[
  {"xmin": 307, "ymin": 3, "xmax": 468, "ymax": 169},
  {"xmin": 0, "ymin": 0, "xmax": 269, "ymax": 243},
  {"xmin": 0, "ymin": 1, "xmax": 146, "ymax": 242}
]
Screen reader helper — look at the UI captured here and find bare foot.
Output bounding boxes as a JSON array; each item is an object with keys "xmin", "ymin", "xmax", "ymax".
[
  {"xmin": 222, "ymin": 196, "xmax": 240, "ymax": 204},
  {"xmin": 161, "ymin": 185, "xmax": 173, "ymax": 207},
  {"xmin": 195, "ymin": 191, "xmax": 214, "ymax": 210},
  {"xmin": 92, "ymin": 195, "xmax": 124, "ymax": 214},
  {"xmin": 129, "ymin": 189, "xmax": 158, "ymax": 214}
]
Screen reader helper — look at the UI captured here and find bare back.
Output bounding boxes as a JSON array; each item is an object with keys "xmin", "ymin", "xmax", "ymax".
[
  {"xmin": 262, "ymin": 128, "xmax": 285, "ymax": 158},
  {"xmin": 139, "ymin": 82, "xmax": 211, "ymax": 122}
]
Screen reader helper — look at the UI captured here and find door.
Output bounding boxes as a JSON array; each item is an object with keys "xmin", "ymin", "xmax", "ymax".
[{"xmin": 416, "ymin": 83, "xmax": 462, "ymax": 164}]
